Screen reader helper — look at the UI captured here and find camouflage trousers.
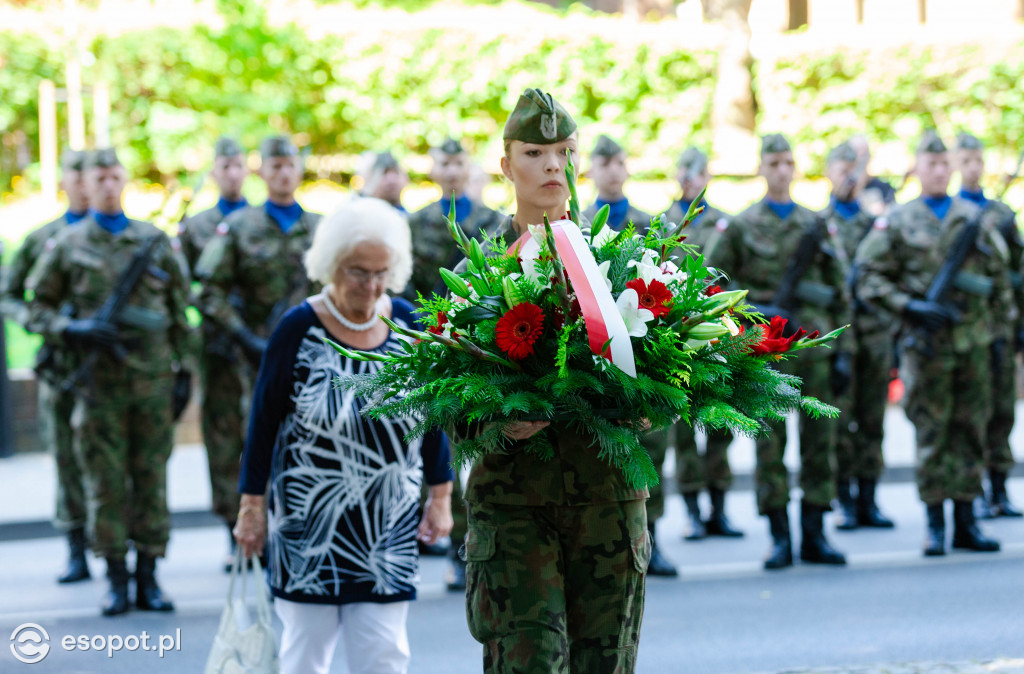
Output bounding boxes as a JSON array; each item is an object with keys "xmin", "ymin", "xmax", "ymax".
[
  {"xmin": 72, "ymin": 373, "xmax": 174, "ymax": 559},
  {"xmin": 835, "ymin": 337, "xmax": 890, "ymax": 482},
  {"xmin": 669, "ymin": 425, "xmax": 733, "ymax": 494},
  {"xmin": 39, "ymin": 380, "xmax": 87, "ymax": 531},
  {"xmin": 465, "ymin": 500, "xmax": 649, "ymax": 674},
  {"xmin": 986, "ymin": 346, "xmax": 1017, "ymax": 474},
  {"xmin": 422, "ymin": 472, "xmax": 467, "ymax": 546},
  {"xmin": 639, "ymin": 433, "xmax": 668, "ymax": 523},
  {"xmin": 200, "ymin": 349, "xmax": 249, "ymax": 524},
  {"xmin": 756, "ymin": 356, "xmax": 837, "ymax": 514},
  {"xmin": 902, "ymin": 344, "xmax": 989, "ymax": 504}
]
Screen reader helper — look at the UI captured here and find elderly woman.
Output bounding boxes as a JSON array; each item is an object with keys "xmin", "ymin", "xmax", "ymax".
[
  {"xmin": 454, "ymin": 89, "xmax": 650, "ymax": 674},
  {"xmin": 233, "ymin": 197, "xmax": 454, "ymax": 674}
]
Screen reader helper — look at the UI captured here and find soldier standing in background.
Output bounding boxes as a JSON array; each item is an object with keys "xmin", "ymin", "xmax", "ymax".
[
  {"xmin": 710, "ymin": 134, "xmax": 851, "ymax": 571},
  {"xmin": 955, "ymin": 132, "xmax": 1022, "ymax": 519},
  {"xmin": 1, "ymin": 150, "xmax": 93, "ymax": 584},
  {"xmin": 359, "ymin": 151, "xmax": 409, "ymax": 214},
  {"xmin": 178, "ymin": 137, "xmax": 252, "ymax": 570},
  {"xmin": 660, "ymin": 147, "xmax": 742, "ymax": 542},
  {"xmin": 856, "ymin": 131, "xmax": 1010, "ymax": 557},
  {"xmin": 582, "ymin": 135, "xmax": 651, "ymax": 230},
  {"xmin": 822, "ymin": 142, "xmax": 895, "ymax": 531},
  {"xmin": 848, "ymin": 134, "xmax": 897, "ymax": 216},
  {"xmin": 26, "ymin": 148, "xmax": 191, "ymax": 616}
]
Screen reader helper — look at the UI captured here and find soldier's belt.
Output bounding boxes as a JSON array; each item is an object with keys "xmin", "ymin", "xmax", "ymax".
[
  {"xmin": 1009, "ymin": 271, "xmax": 1023, "ymax": 290},
  {"xmin": 952, "ymin": 271, "xmax": 994, "ymax": 298},
  {"xmin": 794, "ymin": 280, "xmax": 837, "ymax": 307},
  {"xmin": 117, "ymin": 305, "xmax": 171, "ymax": 331}
]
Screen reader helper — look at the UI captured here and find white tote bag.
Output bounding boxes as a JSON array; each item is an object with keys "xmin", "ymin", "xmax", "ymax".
[{"xmin": 204, "ymin": 549, "xmax": 280, "ymax": 674}]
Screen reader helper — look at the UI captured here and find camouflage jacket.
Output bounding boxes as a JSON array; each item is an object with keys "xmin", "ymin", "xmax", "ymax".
[
  {"xmin": 982, "ymin": 199, "xmax": 1022, "ymax": 340},
  {"xmin": 855, "ymin": 196, "xmax": 1014, "ymax": 352},
  {"xmin": 582, "ymin": 200, "xmax": 652, "ymax": 234},
  {"xmin": 710, "ymin": 199, "xmax": 852, "ymax": 356},
  {"xmin": 405, "ymin": 198, "xmax": 505, "ymax": 303},
  {"xmin": 179, "ymin": 203, "xmax": 230, "ymax": 274},
  {"xmin": 663, "ymin": 201, "xmax": 730, "ymax": 256},
  {"xmin": 25, "ymin": 216, "xmax": 191, "ymax": 376},
  {"xmin": 195, "ymin": 204, "xmax": 321, "ymax": 338},
  {"xmin": 1, "ymin": 214, "xmax": 72, "ymax": 329}
]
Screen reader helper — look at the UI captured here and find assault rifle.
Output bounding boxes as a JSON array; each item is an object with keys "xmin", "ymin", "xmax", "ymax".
[{"xmin": 765, "ymin": 219, "xmax": 830, "ymax": 337}]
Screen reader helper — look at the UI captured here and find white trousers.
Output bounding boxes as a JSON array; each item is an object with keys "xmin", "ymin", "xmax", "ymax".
[{"xmin": 274, "ymin": 597, "xmax": 411, "ymax": 674}]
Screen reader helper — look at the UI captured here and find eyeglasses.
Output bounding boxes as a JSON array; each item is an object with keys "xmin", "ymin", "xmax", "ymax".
[{"xmin": 342, "ymin": 267, "xmax": 392, "ymax": 284}]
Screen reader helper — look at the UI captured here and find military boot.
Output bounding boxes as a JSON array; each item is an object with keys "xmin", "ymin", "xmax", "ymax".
[
  {"xmin": 135, "ymin": 553, "xmax": 175, "ymax": 611},
  {"xmin": 923, "ymin": 502, "xmax": 946, "ymax": 557},
  {"xmin": 763, "ymin": 508, "xmax": 793, "ymax": 570},
  {"xmin": 799, "ymin": 501, "xmax": 846, "ymax": 565},
  {"xmin": 682, "ymin": 491, "xmax": 706, "ymax": 541},
  {"xmin": 445, "ymin": 545, "xmax": 467, "ymax": 592},
  {"xmin": 705, "ymin": 487, "xmax": 743, "ymax": 537},
  {"xmin": 951, "ymin": 500, "xmax": 1000, "ymax": 552},
  {"xmin": 856, "ymin": 478, "xmax": 895, "ymax": 528},
  {"xmin": 834, "ymin": 478, "xmax": 858, "ymax": 531},
  {"xmin": 647, "ymin": 522, "xmax": 679, "ymax": 577},
  {"xmin": 101, "ymin": 557, "xmax": 130, "ymax": 617},
  {"xmin": 989, "ymin": 471, "xmax": 1023, "ymax": 518},
  {"xmin": 58, "ymin": 527, "xmax": 91, "ymax": 584}
]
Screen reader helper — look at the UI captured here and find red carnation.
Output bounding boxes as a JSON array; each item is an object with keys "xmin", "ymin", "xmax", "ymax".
[
  {"xmin": 705, "ymin": 285, "xmax": 723, "ymax": 297},
  {"xmin": 626, "ymin": 278, "xmax": 673, "ymax": 318},
  {"xmin": 748, "ymin": 316, "xmax": 818, "ymax": 356},
  {"xmin": 495, "ymin": 303, "xmax": 545, "ymax": 360},
  {"xmin": 426, "ymin": 311, "xmax": 448, "ymax": 336}
]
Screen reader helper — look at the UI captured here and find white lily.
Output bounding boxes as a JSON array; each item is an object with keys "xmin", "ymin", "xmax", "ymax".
[
  {"xmin": 616, "ymin": 288, "xmax": 655, "ymax": 338},
  {"xmin": 597, "ymin": 260, "xmax": 613, "ymax": 291},
  {"xmin": 627, "ymin": 250, "xmax": 675, "ymax": 285},
  {"xmin": 527, "ymin": 223, "xmax": 547, "ymax": 244},
  {"xmin": 591, "ymin": 225, "xmax": 619, "ymax": 247}
]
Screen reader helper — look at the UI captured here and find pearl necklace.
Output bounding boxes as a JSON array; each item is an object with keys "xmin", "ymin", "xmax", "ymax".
[{"xmin": 321, "ymin": 284, "xmax": 380, "ymax": 332}]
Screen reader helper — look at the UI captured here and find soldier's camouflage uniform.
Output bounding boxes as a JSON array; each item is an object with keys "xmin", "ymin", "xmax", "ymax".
[
  {"xmin": 452, "ymin": 216, "xmax": 650, "ymax": 674},
  {"xmin": 194, "ymin": 204, "xmax": 321, "ymax": 515},
  {"xmin": 821, "ymin": 202, "xmax": 892, "ymax": 483},
  {"xmin": 855, "ymin": 197, "xmax": 1014, "ymax": 504},
  {"xmin": 1, "ymin": 214, "xmax": 87, "ymax": 532},
  {"xmin": 710, "ymin": 200, "xmax": 852, "ymax": 514},
  {"xmin": 26, "ymin": 216, "xmax": 191, "ymax": 558},
  {"xmin": 179, "ymin": 202, "xmax": 251, "ymax": 525}
]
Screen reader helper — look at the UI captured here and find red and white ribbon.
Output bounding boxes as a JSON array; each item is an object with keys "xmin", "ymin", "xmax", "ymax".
[{"xmin": 510, "ymin": 219, "xmax": 637, "ymax": 377}]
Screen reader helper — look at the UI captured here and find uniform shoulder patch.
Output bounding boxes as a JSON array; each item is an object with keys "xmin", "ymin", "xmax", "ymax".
[
  {"xmin": 177, "ymin": 222, "xmax": 187, "ymax": 236},
  {"xmin": 216, "ymin": 221, "xmax": 230, "ymax": 236},
  {"xmin": 44, "ymin": 237, "xmax": 57, "ymax": 251},
  {"xmin": 715, "ymin": 218, "xmax": 729, "ymax": 231},
  {"xmin": 873, "ymin": 217, "xmax": 888, "ymax": 230},
  {"xmin": 170, "ymin": 237, "xmax": 182, "ymax": 252},
  {"xmin": 827, "ymin": 222, "xmax": 839, "ymax": 236}
]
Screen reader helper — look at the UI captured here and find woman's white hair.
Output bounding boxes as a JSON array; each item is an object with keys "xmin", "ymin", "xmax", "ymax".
[{"xmin": 303, "ymin": 197, "xmax": 412, "ymax": 294}]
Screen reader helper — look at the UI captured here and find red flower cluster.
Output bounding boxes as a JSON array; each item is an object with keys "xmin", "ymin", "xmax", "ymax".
[
  {"xmin": 626, "ymin": 279, "xmax": 673, "ymax": 318},
  {"xmin": 748, "ymin": 316, "xmax": 818, "ymax": 356},
  {"xmin": 426, "ymin": 311, "xmax": 448, "ymax": 336},
  {"xmin": 495, "ymin": 303, "xmax": 545, "ymax": 360},
  {"xmin": 705, "ymin": 285, "xmax": 723, "ymax": 297}
]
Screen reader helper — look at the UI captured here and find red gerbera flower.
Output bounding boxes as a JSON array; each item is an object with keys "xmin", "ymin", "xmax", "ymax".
[
  {"xmin": 705, "ymin": 285, "xmax": 723, "ymax": 297},
  {"xmin": 426, "ymin": 311, "xmax": 448, "ymax": 336},
  {"xmin": 495, "ymin": 303, "xmax": 545, "ymax": 360},
  {"xmin": 748, "ymin": 316, "xmax": 818, "ymax": 356},
  {"xmin": 626, "ymin": 278, "xmax": 673, "ymax": 318}
]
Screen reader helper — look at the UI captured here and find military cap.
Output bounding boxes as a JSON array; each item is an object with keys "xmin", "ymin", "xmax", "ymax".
[
  {"xmin": 372, "ymin": 151, "xmax": 400, "ymax": 173},
  {"xmin": 591, "ymin": 134, "xmax": 624, "ymax": 158},
  {"xmin": 916, "ymin": 130, "xmax": 948, "ymax": 154},
  {"xmin": 677, "ymin": 147, "xmax": 708, "ymax": 171},
  {"xmin": 214, "ymin": 136, "xmax": 244, "ymax": 158},
  {"xmin": 85, "ymin": 147, "xmax": 121, "ymax": 169},
  {"xmin": 61, "ymin": 149, "xmax": 87, "ymax": 172},
  {"xmin": 503, "ymin": 88, "xmax": 577, "ymax": 144},
  {"xmin": 761, "ymin": 134, "xmax": 792, "ymax": 155},
  {"xmin": 437, "ymin": 138, "xmax": 465, "ymax": 156},
  {"xmin": 260, "ymin": 135, "xmax": 299, "ymax": 159},
  {"xmin": 828, "ymin": 142, "xmax": 857, "ymax": 165},
  {"xmin": 956, "ymin": 132, "xmax": 984, "ymax": 151}
]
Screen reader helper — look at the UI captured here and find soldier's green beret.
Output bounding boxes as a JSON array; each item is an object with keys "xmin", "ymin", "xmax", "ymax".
[
  {"xmin": 591, "ymin": 134, "xmax": 624, "ymax": 159},
  {"xmin": 437, "ymin": 138, "xmax": 465, "ymax": 156},
  {"xmin": 956, "ymin": 132, "xmax": 984, "ymax": 151},
  {"xmin": 372, "ymin": 151, "xmax": 400, "ymax": 173},
  {"xmin": 916, "ymin": 130, "xmax": 948, "ymax": 155},
  {"xmin": 503, "ymin": 88, "xmax": 577, "ymax": 144},
  {"xmin": 85, "ymin": 148, "xmax": 121, "ymax": 169},
  {"xmin": 61, "ymin": 149, "xmax": 87, "ymax": 172},
  {"xmin": 761, "ymin": 134, "xmax": 792, "ymax": 155},
  {"xmin": 677, "ymin": 147, "xmax": 708, "ymax": 171},
  {"xmin": 260, "ymin": 135, "xmax": 299, "ymax": 159},
  {"xmin": 214, "ymin": 136, "xmax": 244, "ymax": 158},
  {"xmin": 828, "ymin": 142, "xmax": 857, "ymax": 165}
]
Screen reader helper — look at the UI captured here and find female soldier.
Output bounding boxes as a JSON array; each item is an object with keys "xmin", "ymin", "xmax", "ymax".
[{"xmin": 454, "ymin": 89, "xmax": 650, "ymax": 674}]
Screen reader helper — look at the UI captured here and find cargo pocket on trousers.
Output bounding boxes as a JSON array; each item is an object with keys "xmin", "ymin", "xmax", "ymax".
[
  {"xmin": 618, "ymin": 507, "xmax": 650, "ymax": 651},
  {"xmin": 464, "ymin": 520, "xmax": 509, "ymax": 644}
]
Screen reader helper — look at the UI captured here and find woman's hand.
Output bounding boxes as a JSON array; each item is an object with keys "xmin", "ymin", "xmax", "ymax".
[
  {"xmin": 233, "ymin": 494, "xmax": 267, "ymax": 559},
  {"xmin": 501, "ymin": 420, "xmax": 550, "ymax": 440},
  {"xmin": 417, "ymin": 482, "xmax": 454, "ymax": 546}
]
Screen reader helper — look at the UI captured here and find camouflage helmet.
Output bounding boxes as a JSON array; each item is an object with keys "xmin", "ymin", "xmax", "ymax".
[
  {"xmin": 61, "ymin": 149, "xmax": 88, "ymax": 173},
  {"xmin": 827, "ymin": 141, "xmax": 857, "ymax": 165},
  {"xmin": 591, "ymin": 134, "xmax": 624, "ymax": 159},
  {"xmin": 85, "ymin": 147, "xmax": 122, "ymax": 169},
  {"xmin": 372, "ymin": 151, "xmax": 400, "ymax": 173},
  {"xmin": 214, "ymin": 136, "xmax": 244, "ymax": 158},
  {"xmin": 955, "ymin": 132, "xmax": 984, "ymax": 151},
  {"xmin": 260, "ymin": 135, "xmax": 299, "ymax": 159},
  {"xmin": 916, "ymin": 130, "xmax": 948, "ymax": 155},
  {"xmin": 436, "ymin": 138, "xmax": 465, "ymax": 156},
  {"xmin": 503, "ymin": 88, "xmax": 577, "ymax": 144},
  {"xmin": 761, "ymin": 134, "xmax": 792, "ymax": 155},
  {"xmin": 677, "ymin": 147, "xmax": 708, "ymax": 171}
]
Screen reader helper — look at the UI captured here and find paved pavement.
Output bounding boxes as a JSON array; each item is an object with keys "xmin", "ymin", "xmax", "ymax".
[{"xmin": 1, "ymin": 405, "xmax": 1022, "ymax": 672}]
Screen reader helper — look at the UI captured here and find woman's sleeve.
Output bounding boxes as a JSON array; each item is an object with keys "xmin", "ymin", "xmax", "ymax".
[
  {"xmin": 237, "ymin": 305, "xmax": 310, "ymax": 494},
  {"xmin": 420, "ymin": 428, "xmax": 455, "ymax": 486}
]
